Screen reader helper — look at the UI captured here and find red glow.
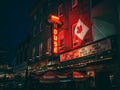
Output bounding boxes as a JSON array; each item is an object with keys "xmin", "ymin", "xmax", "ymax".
[
  {"xmin": 51, "ymin": 15, "xmax": 60, "ymax": 21},
  {"xmin": 53, "ymin": 42, "xmax": 57, "ymax": 46},
  {"xmin": 53, "ymin": 29, "xmax": 58, "ymax": 34},
  {"xmin": 48, "ymin": 15, "xmax": 62, "ymax": 25},
  {"xmin": 53, "ymin": 36, "xmax": 57, "ymax": 40},
  {"xmin": 52, "ymin": 29, "xmax": 58, "ymax": 54},
  {"xmin": 53, "ymin": 47, "xmax": 58, "ymax": 54},
  {"xmin": 73, "ymin": 71, "xmax": 88, "ymax": 79}
]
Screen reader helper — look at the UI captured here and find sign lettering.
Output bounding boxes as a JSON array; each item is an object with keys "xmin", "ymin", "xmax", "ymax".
[
  {"xmin": 60, "ymin": 39, "xmax": 111, "ymax": 62},
  {"xmin": 53, "ymin": 29, "xmax": 58, "ymax": 54}
]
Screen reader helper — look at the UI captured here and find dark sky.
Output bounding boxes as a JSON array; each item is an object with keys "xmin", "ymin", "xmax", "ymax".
[{"xmin": 0, "ymin": 0, "xmax": 39, "ymax": 66}]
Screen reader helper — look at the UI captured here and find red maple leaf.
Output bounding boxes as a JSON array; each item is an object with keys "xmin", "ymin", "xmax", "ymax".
[{"xmin": 77, "ymin": 25, "xmax": 82, "ymax": 34}]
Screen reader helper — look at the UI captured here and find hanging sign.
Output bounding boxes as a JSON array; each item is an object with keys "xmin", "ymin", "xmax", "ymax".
[{"xmin": 52, "ymin": 28, "xmax": 58, "ymax": 54}]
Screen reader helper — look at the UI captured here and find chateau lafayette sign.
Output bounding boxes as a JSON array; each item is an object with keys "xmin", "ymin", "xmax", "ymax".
[{"xmin": 60, "ymin": 39, "xmax": 111, "ymax": 62}]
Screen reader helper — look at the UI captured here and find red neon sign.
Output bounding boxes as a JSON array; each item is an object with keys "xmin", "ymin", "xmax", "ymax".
[
  {"xmin": 52, "ymin": 28, "xmax": 58, "ymax": 54},
  {"xmin": 51, "ymin": 15, "xmax": 60, "ymax": 21},
  {"xmin": 48, "ymin": 15, "xmax": 62, "ymax": 25}
]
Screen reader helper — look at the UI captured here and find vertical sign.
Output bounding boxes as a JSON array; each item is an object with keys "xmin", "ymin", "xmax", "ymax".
[{"xmin": 52, "ymin": 28, "xmax": 58, "ymax": 54}]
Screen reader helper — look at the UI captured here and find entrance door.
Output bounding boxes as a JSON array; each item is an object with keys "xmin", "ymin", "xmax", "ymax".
[
  {"xmin": 75, "ymin": 81, "xmax": 87, "ymax": 90},
  {"xmin": 96, "ymin": 71, "xmax": 111, "ymax": 90}
]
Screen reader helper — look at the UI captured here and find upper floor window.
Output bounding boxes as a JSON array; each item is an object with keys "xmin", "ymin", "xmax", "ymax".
[
  {"xmin": 40, "ymin": 8, "xmax": 43, "ymax": 14},
  {"xmin": 91, "ymin": 0, "xmax": 104, "ymax": 8},
  {"xmin": 72, "ymin": 0, "xmax": 78, "ymax": 9},
  {"xmin": 39, "ymin": 43, "xmax": 43, "ymax": 57},
  {"xmin": 40, "ymin": 22, "xmax": 43, "ymax": 32},
  {"xmin": 34, "ymin": 15, "xmax": 37, "ymax": 22},
  {"xmin": 58, "ymin": 30, "xmax": 65, "ymax": 52},
  {"xmin": 58, "ymin": 4, "xmax": 63, "ymax": 17},
  {"xmin": 33, "ymin": 27, "xmax": 36, "ymax": 37},
  {"xmin": 46, "ymin": 37, "xmax": 51, "ymax": 55},
  {"xmin": 40, "ymin": 22, "xmax": 42, "ymax": 32},
  {"xmin": 32, "ymin": 47, "xmax": 36, "ymax": 60}
]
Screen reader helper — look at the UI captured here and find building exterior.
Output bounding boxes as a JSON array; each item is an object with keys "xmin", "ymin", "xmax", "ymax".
[
  {"xmin": 0, "ymin": 50, "xmax": 8, "ymax": 65},
  {"xmin": 0, "ymin": 50, "xmax": 8, "ymax": 73},
  {"xmin": 16, "ymin": 0, "xmax": 120, "ymax": 90},
  {"xmin": 14, "ymin": 38, "xmax": 30, "ymax": 77}
]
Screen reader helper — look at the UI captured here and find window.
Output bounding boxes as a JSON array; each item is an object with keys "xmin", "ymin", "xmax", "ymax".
[
  {"xmin": 92, "ymin": 0, "xmax": 104, "ymax": 8},
  {"xmin": 58, "ymin": 30, "xmax": 65, "ymax": 52},
  {"xmin": 40, "ymin": 8, "xmax": 43, "ymax": 14},
  {"xmin": 39, "ymin": 43, "xmax": 43, "ymax": 57},
  {"xmin": 32, "ymin": 47, "xmax": 35, "ymax": 60},
  {"xmin": 32, "ymin": 26, "xmax": 36, "ymax": 37},
  {"xmin": 58, "ymin": 4, "xmax": 63, "ymax": 17},
  {"xmin": 72, "ymin": 0, "xmax": 78, "ymax": 9},
  {"xmin": 72, "ymin": 15, "xmax": 92, "ymax": 48},
  {"xmin": 46, "ymin": 37, "xmax": 51, "ymax": 55},
  {"xmin": 40, "ymin": 22, "xmax": 42, "ymax": 32},
  {"xmin": 34, "ymin": 15, "xmax": 37, "ymax": 21},
  {"xmin": 72, "ymin": 22, "xmax": 85, "ymax": 48}
]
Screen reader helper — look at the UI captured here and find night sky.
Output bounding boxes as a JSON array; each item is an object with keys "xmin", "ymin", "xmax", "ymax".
[{"xmin": 0, "ymin": 0, "xmax": 39, "ymax": 66}]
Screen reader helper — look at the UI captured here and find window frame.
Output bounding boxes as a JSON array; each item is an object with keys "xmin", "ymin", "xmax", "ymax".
[
  {"xmin": 58, "ymin": 4, "xmax": 64, "ymax": 18},
  {"xmin": 39, "ymin": 22, "xmax": 42, "ymax": 32},
  {"xmin": 72, "ymin": 0, "xmax": 78, "ymax": 9},
  {"xmin": 58, "ymin": 30, "xmax": 65, "ymax": 52},
  {"xmin": 39, "ymin": 43, "xmax": 43, "ymax": 57}
]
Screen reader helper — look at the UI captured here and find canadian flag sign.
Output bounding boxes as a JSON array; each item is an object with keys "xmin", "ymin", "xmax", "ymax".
[
  {"xmin": 73, "ymin": 14, "xmax": 92, "ymax": 47},
  {"xmin": 74, "ymin": 19, "xmax": 89, "ymax": 40}
]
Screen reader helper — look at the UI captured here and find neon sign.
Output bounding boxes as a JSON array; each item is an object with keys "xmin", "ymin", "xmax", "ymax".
[
  {"xmin": 48, "ymin": 15, "xmax": 62, "ymax": 25},
  {"xmin": 52, "ymin": 28, "xmax": 58, "ymax": 54}
]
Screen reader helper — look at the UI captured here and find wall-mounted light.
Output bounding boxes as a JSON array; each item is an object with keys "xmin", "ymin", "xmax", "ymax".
[{"xmin": 48, "ymin": 15, "xmax": 62, "ymax": 25}]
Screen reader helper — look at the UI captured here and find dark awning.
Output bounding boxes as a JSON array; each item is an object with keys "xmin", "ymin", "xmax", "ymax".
[
  {"xmin": 72, "ymin": 71, "xmax": 89, "ymax": 81},
  {"xmin": 57, "ymin": 73, "xmax": 71, "ymax": 82},
  {"xmin": 39, "ymin": 71, "xmax": 59, "ymax": 83},
  {"xmin": 57, "ymin": 71, "xmax": 88, "ymax": 82}
]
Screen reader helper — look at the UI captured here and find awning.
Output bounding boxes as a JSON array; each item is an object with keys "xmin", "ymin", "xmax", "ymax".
[
  {"xmin": 72, "ymin": 71, "xmax": 89, "ymax": 81},
  {"xmin": 57, "ymin": 71, "xmax": 88, "ymax": 82},
  {"xmin": 39, "ymin": 71, "xmax": 59, "ymax": 83},
  {"xmin": 57, "ymin": 73, "xmax": 71, "ymax": 82},
  {"xmin": 29, "ymin": 72, "xmax": 42, "ymax": 80}
]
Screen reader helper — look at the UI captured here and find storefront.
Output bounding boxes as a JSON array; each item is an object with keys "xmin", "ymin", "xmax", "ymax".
[
  {"xmin": 58, "ymin": 35, "xmax": 119, "ymax": 90},
  {"xmin": 27, "ymin": 35, "xmax": 119, "ymax": 90}
]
